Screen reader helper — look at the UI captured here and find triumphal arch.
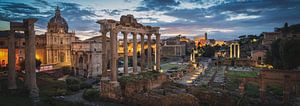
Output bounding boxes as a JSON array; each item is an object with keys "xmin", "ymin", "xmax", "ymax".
[{"xmin": 97, "ymin": 14, "xmax": 161, "ymax": 98}]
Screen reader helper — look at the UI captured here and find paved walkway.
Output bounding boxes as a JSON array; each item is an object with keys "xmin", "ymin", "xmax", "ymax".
[
  {"xmin": 192, "ymin": 66, "xmax": 226, "ymax": 86},
  {"xmin": 176, "ymin": 67, "xmax": 204, "ymax": 85},
  {"xmin": 64, "ymin": 90, "xmax": 87, "ymax": 103},
  {"xmin": 213, "ymin": 66, "xmax": 226, "ymax": 83}
]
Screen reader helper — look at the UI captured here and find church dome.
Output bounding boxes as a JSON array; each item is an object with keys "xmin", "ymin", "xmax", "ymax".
[{"xmin": 47, "ymin": 6, "xmax": 68, "ymax": 33}]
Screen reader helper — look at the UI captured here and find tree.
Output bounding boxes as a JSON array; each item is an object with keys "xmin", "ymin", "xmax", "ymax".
[
  {"xmin": 265, "ymin": 39, "xmax": 300, "ymax": 69},
  {"xmin": 202, "ymin": 45, "xmax": 215, "ymax": 58}
]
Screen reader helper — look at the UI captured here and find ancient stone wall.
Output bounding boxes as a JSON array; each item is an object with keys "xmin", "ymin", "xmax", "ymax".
[
  {"xmin": 121, "ymin": 74, "xmax": 167, "ymax": 97},
  {"xmin": 221, "ymin": 59, "xmax": 255, "ymax": 67}
]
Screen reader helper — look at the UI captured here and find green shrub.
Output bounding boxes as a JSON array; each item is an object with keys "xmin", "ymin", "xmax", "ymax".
[
  {"xmin": 82, "ymin": 88, "xmax": 99, "ymax": 101},
  {"xmin": 68, "ymin": 84, "xmax": 80, "ymax": 91},
  {"xmin": 80, "ymin": 82, "xmax": 92, "ymax": 89},
  {"xmin": 65, "ymin": 77, "xmax": 82, "ymax": 91},
  {"xmin": 66, "ymin": 77, "xmax": 81, "ymax": 85},
  {"xmin": 119, "ymin": 76, "xmax": 136, "ymax": 85},
  {"xmin": 55, "ymin": 88, "xmax": 67, "ymax": 96}
]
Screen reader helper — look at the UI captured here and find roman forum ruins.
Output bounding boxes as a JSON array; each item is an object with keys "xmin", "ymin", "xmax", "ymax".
[
  {"xmin": 7, "ymin": 18, "xmax": 39, "ymax": 100},
  {"xmin": 97, "ymin": 14, "xmax": 161, "ymax": 85}
]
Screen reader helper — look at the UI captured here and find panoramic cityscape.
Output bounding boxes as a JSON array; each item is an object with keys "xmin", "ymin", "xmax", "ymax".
[{"xmin": 0, "ymin": 0, "xmax": 300, "ymax": 106}]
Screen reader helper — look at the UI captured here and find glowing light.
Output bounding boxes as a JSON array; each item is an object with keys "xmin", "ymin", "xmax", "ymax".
[
  {"xmin": 159, "ymin": 69, "xmax": 163, "ymax": 73},
  {"xmin": 195, "ymin": 72, "xmax": 201, "ymax": 75},
  {"xmin": 186, "ymin": 80, "xmax": 193, "ymax": 83},
  {"xmin": 35, "ymin": 54, "xmax": 41, "ymax": 60},
  {"xmin": 190, "ymin": 76, "xmax": 197, "ymax": 80}
]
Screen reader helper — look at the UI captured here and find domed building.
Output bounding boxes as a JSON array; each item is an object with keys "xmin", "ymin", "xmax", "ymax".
[
  {"xmin": 47, "ymin": 6, "xmax": 68, "ymax": 33},
  {"xmin": 44, "ymin": 6, "xmax": 78, "ymax": 66},
  {"xmin": 0, "ymin": 7, "xmax": 79, "ymax": 71}
]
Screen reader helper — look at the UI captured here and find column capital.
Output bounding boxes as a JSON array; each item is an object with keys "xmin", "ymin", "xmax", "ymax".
[
  {"xmin": 155, "ymin": 33, "xmax": 161, "ymax": 36},
  {"xmin": 139, "ymin": 33, "xmax": 145, "ymax": 36},
  {"xmin": 131, "ymin": 32, "xmax": 138, "ymax": 35},
  {"xmin": 100, "ymin": 30, "xmax": 108, "ymax": 34},
  {"xmin": 111, "ymin": 29, "xmax": 118, "ymax": 33},
  {"xmin": 146, "ymin": 33, "xmax": 153, "ymax": 36},
  {"xmin": 121, "ymin": 31, "xmax": 129, "ymax": 35},
  {"xmin": 23, "ymin": 18, "xmax": 38, "ymax": 24}
]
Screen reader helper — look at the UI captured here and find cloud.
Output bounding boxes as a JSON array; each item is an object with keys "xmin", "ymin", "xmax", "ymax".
[
  {"xmin": 1, "ymin": 0, "xmax": 300, "ymax": 40},
  {"xmin": 136, "ymin": 0, "xmax": 180, "ymax": 11},
  {"xmin": 225, "ymin": 13, "xmax": 261, "ymax": 21},
  {"xmin": 198, "ymin": 28, "xmax": 234, "ymax": 33}
]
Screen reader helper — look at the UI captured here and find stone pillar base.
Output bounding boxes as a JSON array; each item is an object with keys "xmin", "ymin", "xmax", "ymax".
[
  {"xmin": 101, "ymin": 76, "xmax": 110, "ymax": 81},
  {"xmin": 132, "ymin": 72, "xmax": 138, "ymax": 75},
  {"xmin": 110, "ymin": 81, "xmax": 119, "ymax": 87},
  {"xmin": 100, "ymin": 81, "xmax": 121, "ymax": 100}
]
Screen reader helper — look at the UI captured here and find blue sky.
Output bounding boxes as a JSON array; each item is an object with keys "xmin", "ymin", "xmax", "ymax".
[{"xmin": 1, "ymin": 0, "xmax": 300, "ymax": 40}]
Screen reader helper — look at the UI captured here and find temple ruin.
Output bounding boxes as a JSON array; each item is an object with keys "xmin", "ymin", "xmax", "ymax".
[{"xmin": 97, "ymin": 14, "xmax": 161, "ymax": 98}]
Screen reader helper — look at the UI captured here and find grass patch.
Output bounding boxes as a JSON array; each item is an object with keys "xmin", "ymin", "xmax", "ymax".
[
  {"xmin": 225, "ymin": 71, "xmax": 259, "ymax": 95},
  {"xmin": 82, "ymin": 88, "xmax": 99, "ymax": 101},
  {"xmin": 226, "ymin": 71, "xmax": 259, "ymax": 79},
  {"xmin": 119, "ymin": 71, "xmax": 161, "ymax": 85}
]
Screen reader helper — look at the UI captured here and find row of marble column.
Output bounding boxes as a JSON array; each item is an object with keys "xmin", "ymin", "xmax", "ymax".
[
  {"xmin": 101, "ymin": 30, "xmax": 161, "ymax": 84},
  {"xmin": 8, "ymin": 19, "xmax": 39, "ymax": 101}
]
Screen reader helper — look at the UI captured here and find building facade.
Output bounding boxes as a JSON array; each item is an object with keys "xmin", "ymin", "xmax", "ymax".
[
  {"xmin": 71, "ymin": 36, "xmax": 110, "ymax": 77},
  {"xmin": 251, "ymin": 50, "xmax": 266, "ymax": 65},
  {"xmin": 45, "ymin": 7, "xmax": 77, "ymax": 66},
  {"xmin": 0, "ymin": 7, "xmax": 78, "ymax": 70},
  {"xmin": 160, "ymin": 36, "xmax": 194, "ymax": 57},
  {"xmin": 262, "ymin": 23, "xmax": 300, "ymax": 49}
]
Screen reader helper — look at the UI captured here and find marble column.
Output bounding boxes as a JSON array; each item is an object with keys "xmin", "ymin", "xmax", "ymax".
[
  {"xmin": 122, "ymin": 32, "xmax": 129, "ymax": 76},
  {"xmin": 230, "ymin": 44, "xmax": 233, "ymax": 58},
  {"xmin": 155, "ymin": 33, "xmax": 161, "ymax": 71},
  {"xmin": 237, "ymin": 44, "xmax": 240, "ymax": 58},
  {"xmin": 24, "ymin": 18, "xmax": 39, "ymax": 101},
  {"xmin": 8, "ymin": 30, "xmax": 17, "ymax": 89},
  {"xmin": 147, "ymin": 34, "xmax": 152, "ymax": 71},
  {"xmin": 132, "ymin": 32, "xmax": 138, "ymax": 74},
  {"xmin": 110, "ymin": 30, "xmax": 118, "ymax": 85},
  {"xmin": 233, "ymin": 44, "xmax": 236, "ymax": 58},
  {"xmin": 101, "ymin": 31, "xmax": 108, "ymax": 79},
  {"xmin": 140, "ymin": 34, "xmax": 145, "ymax": 72}
]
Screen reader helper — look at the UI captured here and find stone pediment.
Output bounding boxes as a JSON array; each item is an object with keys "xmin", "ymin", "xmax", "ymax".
[
  {"xmin": 98, "ymin": 14, "xmax": 160, "ymax": 34},
  {"xmin": 120, "ymin": 14, "xmax": 142, "ymax": 28}
]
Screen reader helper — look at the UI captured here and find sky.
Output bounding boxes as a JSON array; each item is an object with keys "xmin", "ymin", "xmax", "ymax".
[{"xmin": 0, "ymin": 0, "xmax": 300, "ymax": 40}]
